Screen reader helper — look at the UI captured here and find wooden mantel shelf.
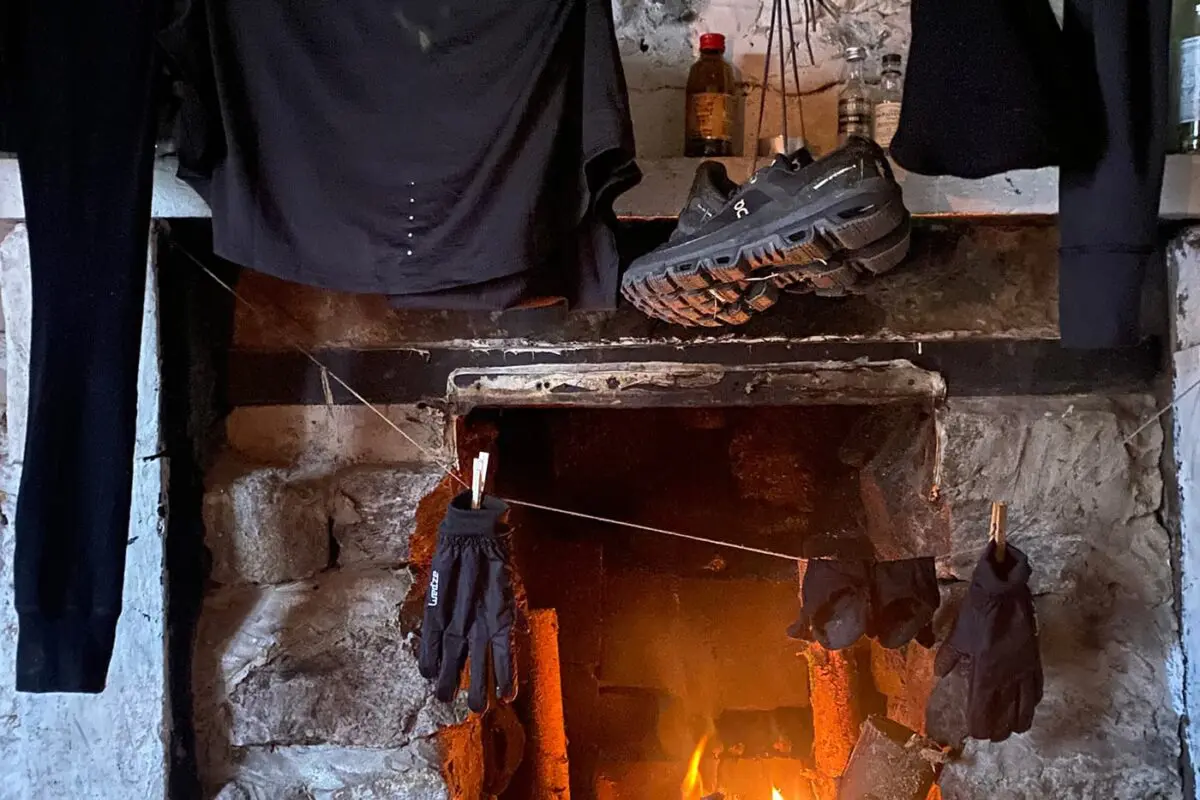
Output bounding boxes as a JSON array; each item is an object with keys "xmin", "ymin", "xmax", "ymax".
[{"xmin": 3, "ymin": 154, "xmax": 1200, "ymax": 220}]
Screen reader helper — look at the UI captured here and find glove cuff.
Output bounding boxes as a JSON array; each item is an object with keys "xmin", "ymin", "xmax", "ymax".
[
  {"xmin": 971, "ymin": 543, "xmax": 1032, "ymax": 595},
  {"xmin": 440, "ymin": 491, "xmax": 509, "ymax": 537}
]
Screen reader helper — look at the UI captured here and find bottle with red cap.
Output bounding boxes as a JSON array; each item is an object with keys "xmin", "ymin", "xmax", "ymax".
[{"xmin": 685, "ymin": 32, "xmax": 736, "ymax": 157}]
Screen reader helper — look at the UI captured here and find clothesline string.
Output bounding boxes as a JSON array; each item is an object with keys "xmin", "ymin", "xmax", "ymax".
[{"xmin": 174, "ymin": 240, "xmax": 1199, "ymax": 565}]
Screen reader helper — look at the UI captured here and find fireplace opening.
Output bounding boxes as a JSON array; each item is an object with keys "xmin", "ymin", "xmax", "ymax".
[{"xmin": 459, "ymin": 402, "xmax": 947, "ymax": 800}]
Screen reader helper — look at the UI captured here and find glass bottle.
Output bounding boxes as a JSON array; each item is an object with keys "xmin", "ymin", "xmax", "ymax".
[
  {"xmin": 838, "ymin": 46, "xmax": 873, "ymax": 145},
  {"xmin": 873, "ymin": 53, "xmax": 903, "ymax": 152},
  {"xmin": 685, "ymin": 33, "xmax": 736, "ymax": 157},
  {"xmin": 1175, "ymin": 1, "xmax": 1200, "ymax": 152}
]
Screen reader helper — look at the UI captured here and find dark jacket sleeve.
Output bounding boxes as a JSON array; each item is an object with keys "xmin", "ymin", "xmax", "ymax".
[{"xmin": 1057, "ymin": 0, "xmax": 1170, "ymax": 348}]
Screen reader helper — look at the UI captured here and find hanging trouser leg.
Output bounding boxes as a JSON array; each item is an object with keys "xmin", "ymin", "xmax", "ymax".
[
  {"xmin": 11, "ymin": 0, "xmax": 159, "ymax": 692},
  {"xmin": 1058, "ymin": 0, "xmax": 1170, "ymax": 349}
]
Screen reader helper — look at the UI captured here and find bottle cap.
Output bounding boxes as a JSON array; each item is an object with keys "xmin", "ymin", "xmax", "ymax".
[
  {"xmin": 882, "ymin": 53, "xmax": 902, "ymax": 68},
  {"xmin": 699, "ymin": 33, "xmax": 726, "ymax": 53},
  {"xmin": 844, "ymin": 45, "xmax": 867, "ymax": 61}
]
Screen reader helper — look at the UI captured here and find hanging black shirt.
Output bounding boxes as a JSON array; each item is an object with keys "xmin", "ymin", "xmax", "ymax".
[{"xmin": 167, "ymin": 0, "xmax": 639, "ymax": 308}]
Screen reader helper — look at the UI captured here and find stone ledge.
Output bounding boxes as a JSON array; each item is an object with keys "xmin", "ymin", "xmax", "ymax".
[{"xmin": 7, "ymin": 155, "xmax": 1200, "ymax": 221}]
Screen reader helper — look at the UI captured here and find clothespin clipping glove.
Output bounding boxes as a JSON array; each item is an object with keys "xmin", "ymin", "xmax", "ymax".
[
  {"xmin": 419, "ymin": 491, "xmax": 517, "ymax": 713},
  {"xmin": 934, "ymin": 542, "xmax": 1043, "ymax": 742}
]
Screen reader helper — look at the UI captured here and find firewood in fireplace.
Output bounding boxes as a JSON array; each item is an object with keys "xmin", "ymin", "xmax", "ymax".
[{"xmin": 839, "ymin": 715, "xmax": 942, "ymax": 800}]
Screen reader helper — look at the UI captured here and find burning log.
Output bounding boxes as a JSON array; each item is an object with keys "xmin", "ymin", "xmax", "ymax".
[
  {"xmin": 527, "ymin": 609, "xmax": 572, "ymax": 799},
  {"xmin": 796, "ymin": 560, "xmax": 863, "ymax": 787},
  {"xmin": 838, "ymin": 716, "xmax": 942, "ymax": 800}
]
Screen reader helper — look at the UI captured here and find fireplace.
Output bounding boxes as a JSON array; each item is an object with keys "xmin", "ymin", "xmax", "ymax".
[
  {"xmin": 452, "ymin": 403, "xmax": 946, "ymax": 799},
  {"xmin": 177, "ymin": 220, "xmax": 1181, "ymax": 800}
]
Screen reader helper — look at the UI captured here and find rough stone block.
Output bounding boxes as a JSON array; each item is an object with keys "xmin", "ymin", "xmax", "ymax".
[
  {"xmin": 932, "ymin": 395, "xmax": 1180, "ymax": 798},
  {"xmin": 330, "ymin": 466, "xmax": 443, "ymax": 566},
  {"xmin": 226, "ymin": 404, "xmax": 450, "ymax": 470},
  {"xmin": 204, "ymin": 452, "xmax": 330, "ymax": 585},
  {"xmin": 211, "ymin": 736, "xmax": 482, "ymax": 800},
  {"xmin": 194, "ymin": 569, "xmax": 465, "ymax": 769}
]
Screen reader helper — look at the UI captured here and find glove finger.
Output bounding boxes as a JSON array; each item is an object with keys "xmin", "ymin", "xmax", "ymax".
[
  {"xmin": 436, "ymin": 633, "xmax": 469, "ymax": 704},
  {"xmin": 1014, "ymin": 679, "xmax": 1038, "ymax": 735},
  {"xmin": 966, "ymin": 678, "xmax": 999, "ymax": 741},
  {"xmin": 988, "ymin": 685, "xmax": 1019, "ymax": 743},
  {"xmin": 419, "ymin": 554, "xmax": 462, "ymax": 680},
  {"xmin": 492, "ymin": 629, "xmax": 516, "ymax": 703},
  {"xmin": 914, "ymin": 623, "xmax": 936, "ymax": 649},
  {"xmin": 786, "ymin": 614, "xmax": 813, "ymax": 641},
  {"xmin": 934, "ymin": 644, "xmax": 962, "ymax": 677},
  {"xmin": 468, "ymin": 626, "xmax": 491, "ymax": 714}
]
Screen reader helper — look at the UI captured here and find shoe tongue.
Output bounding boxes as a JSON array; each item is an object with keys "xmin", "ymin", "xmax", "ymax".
[
  {"xmin": 788, "ymin": 147, "xmax": 815, "ymax": 168},
  {"xmin": 670, "ymin": 161, "xmax": 738, "ymax": 242},
  {"xmin": 772, "ymin": 147, "xmax": 814, "ymax": 170}
]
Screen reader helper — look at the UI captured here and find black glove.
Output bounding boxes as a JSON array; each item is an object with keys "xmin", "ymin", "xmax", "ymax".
[
  {"xmin": 419, "ymin": 492, "xmax": 517, "ymax": 713},
  {"xmin": 869, "ymin": 557, "xmax": 939, "ymax": 650},
  {"xmin": 787, "ymin": 560, "xmax": 871, "ymax": 650},
  {"xmin": 934, "ymin": 542, "xmax": 1043, "ymax": 742}
]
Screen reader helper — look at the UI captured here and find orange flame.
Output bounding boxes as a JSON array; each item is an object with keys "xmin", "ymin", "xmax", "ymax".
[
  {"xmin": 772, "ymin": 788, "xmax": 785, "ymax": 800},
  {"xmin": 680, "ymin": 735, "xmax": 708, "ymax": 799}
]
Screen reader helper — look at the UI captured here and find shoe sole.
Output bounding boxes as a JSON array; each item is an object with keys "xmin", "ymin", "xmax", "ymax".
[{"xmin": 622, "ymin": 197, "xmax": 911, "ymax": 328}]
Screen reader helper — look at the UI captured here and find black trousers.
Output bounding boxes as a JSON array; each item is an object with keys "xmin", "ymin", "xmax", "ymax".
[
  {"xmin": 6, "ymin": 0, "xmax": 160, "ymax": 692},
  {"xmin": 1059, "ymin": 0, "xmax": 1170, "ymax": 349}
]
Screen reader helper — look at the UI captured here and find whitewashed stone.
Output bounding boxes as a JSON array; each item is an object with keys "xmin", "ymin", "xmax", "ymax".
[
  {"xmin": 212, "ymin": 740, "xmax": 480, "ymax": 800},
  {"xmin": 936, "ymin": 395, "xmax": 1180, "ymax": 798},
  {"xmin": 226, "ymin": 405, "xmax": 450, "ymax": 473},
  {"xmin": 0, "ymin": 228, "xmax": 168, "ymax": 799},
  {"xmin": 194, "ymin": 569, "xmax": 468, "ymax": 794},
  {"xmin": 203, "ymin": 452, "xmax": 330, "ymax": 585},
  {"xmin": 330, "ymin": 466, "xmax": 443, "ymax": 566}
]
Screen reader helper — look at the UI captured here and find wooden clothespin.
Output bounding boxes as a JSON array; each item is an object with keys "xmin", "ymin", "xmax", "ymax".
[
  {"xmin": 989, "ymin": 501, "xmax": 1007, "ymax": 562},
  {"xmin": 471, "ymin": 452, "xmax": 490, "ymax": 509}
]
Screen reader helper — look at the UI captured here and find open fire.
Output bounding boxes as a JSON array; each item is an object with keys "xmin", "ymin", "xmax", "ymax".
[{"xmin": 681, "ymin": 736, "xmax": 812, "ymax": 800}]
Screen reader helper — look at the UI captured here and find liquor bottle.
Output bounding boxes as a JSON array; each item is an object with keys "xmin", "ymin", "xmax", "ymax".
[
  {"xmin": 838, "ymin": 46, "xmax": 873, "ymax": 145},
  {"xmin": 685, "ymin": 33, "xmax": 736, "ymax": 157},
  {"xmin": 1176, "ymin": 1, "xmax": 1200, "ymax": 152},
  {"xmin": 874, "ymin": 53, "xmax": 903, "ymax": 152}
]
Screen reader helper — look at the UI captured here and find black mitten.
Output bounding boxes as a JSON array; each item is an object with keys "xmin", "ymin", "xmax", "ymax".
[
  {"xmin": 869, "ymin": 557, "xmax": 940, "ymax": 650},
  {"xmin": 788, "ymin": 560, "xmax": 871, "ymax": 650},
  {"xmin": 890, "ymin": 0, "xmax": 1063, "ymax": 178},
  {"xmin": 934, "ymin": 543, "xmax": 1043, "ymax": 742},
  {"xmin": 419, "ymin": 492, "xmax": 517, "ymax": 713}
]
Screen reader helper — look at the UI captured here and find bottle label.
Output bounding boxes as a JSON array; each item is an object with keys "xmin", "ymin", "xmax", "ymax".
[
  {"xmin": 838, "ymin": 97, "xmax": 873, "ymax": 139},
  {"xmin": 687, "ymin": 92, "xmax": 733, "ymax": 142},
  {"xmin": 874, "ymin": 102, "xmax": 901, "ymax": 149},
  {"xmin": 1181, "ymin": 36, "xmax": 1200, "ymax": 123}
]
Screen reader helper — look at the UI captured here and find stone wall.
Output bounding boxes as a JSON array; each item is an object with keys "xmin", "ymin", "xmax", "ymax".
[
  {"xmin": 193, "ymin": 406, "xmax": 484, "ymax": 799},
  {"xmin": 937, "ymin": 395, "xmax": 1181, "ymax": 799},
  {"xmin": 193, "ymin": 392, "xmax": 1182, "ymax": 799},
  {"xmin": 614, "ymin": 0, "xmax": 915, "ymax": 156}
]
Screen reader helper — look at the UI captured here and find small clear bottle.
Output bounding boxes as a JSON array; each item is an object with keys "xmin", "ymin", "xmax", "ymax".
[
  {"xmin": 1175, "ymin": 1, "xmax": 1200, "ymax": 152},
  {"xmin": 873, "ymin": 53, "xmax": 903, "ymax": 152},
  {"xmin": 838, "ymin": 46, "xmax": 873, "ymax": 145}
]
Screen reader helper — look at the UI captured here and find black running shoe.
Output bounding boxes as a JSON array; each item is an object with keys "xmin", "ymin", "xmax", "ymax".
[{"xmin": 622, "ymin": 137, "xmax": 910, "ymax": 327}]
